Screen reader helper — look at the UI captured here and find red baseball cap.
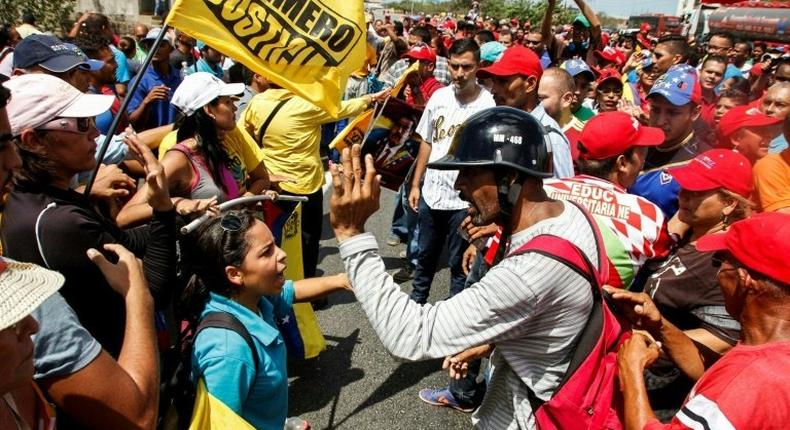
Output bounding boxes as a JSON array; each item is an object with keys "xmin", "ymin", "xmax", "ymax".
[
  {"xmin": 404, "ymin": 45, "xmax": 436, "ymax": 63},
  {"xmin": 596, "ymin": 67, "xmax": 623, "ymax": 87},
  {"xmin": 717, "ymin": 105, "xmax": 783, "ymax": 144},
  {"xmin": 476, "ymin": 45, "xmax": 543, "ymax": 81},
  {"xmin": 577, "ymin": 112, "xmax": 664, "ymax": 160},
  {"xmin": 594, "ymin": 46, "xmax": 626, "ymax": 66},
  {"xmin": 668, "ymin": 149, "xmax": 753, "ymax": 198},
  {"xmin": 640, "ymin": 22, "xmax": 651, "ymax": 32},
  {"xmin": 696, "ymin": 212, "xmax": 790, "ymax": 285}
]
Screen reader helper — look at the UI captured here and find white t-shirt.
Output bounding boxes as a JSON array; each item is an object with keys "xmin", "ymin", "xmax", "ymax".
[
  {"xmin": 415, "ymin": 85, "xmax": 495, "ymax": 210},
  {"xmin": 0, "ymin": 47, "xmax": 13, "ymax": 77}
]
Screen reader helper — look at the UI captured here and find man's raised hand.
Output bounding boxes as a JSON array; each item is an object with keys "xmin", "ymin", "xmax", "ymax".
[{"xmin": 329, "ymin": 145, "xmax": 382, "ymax": 243}]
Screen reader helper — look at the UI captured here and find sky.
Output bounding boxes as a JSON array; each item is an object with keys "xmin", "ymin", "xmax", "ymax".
[{"xmin": 582, "ymin": 0, "xmax": 680, "ymax": 18}]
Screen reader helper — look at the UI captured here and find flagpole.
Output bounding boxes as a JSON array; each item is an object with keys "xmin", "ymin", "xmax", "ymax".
[{"xmin": 83, "ymin": 24, "xmax": 172, "ymax": 197}]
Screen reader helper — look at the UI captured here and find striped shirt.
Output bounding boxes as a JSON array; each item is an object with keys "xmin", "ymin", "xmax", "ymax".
[
  {"xmin": 415, "ymin": 85, "xmax": 495, "ymax": 210},
  {"xmin": 340, "ymin": 201, "xmax": 598, "ymax": 429}
]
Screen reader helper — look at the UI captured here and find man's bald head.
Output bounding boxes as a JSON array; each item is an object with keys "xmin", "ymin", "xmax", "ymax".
[{"xmin": 538, "ymin": 68, "xmax": 575, "ymax": 122}]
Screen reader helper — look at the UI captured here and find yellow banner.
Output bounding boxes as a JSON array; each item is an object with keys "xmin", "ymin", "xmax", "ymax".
[
  {"xmin": 389, "ymin": 61, "xmax": 419, "ymax": 97},
  {"xmin": 165, "ymin": 0, "xmax": 366, "ymax": 116},
  {"xmin": 280, "ymin": 203, "xmax": 326, "ymax": 358},
  {"xmin": 329, "ymin": 108, "xmax": 373, "ymax": 151}
]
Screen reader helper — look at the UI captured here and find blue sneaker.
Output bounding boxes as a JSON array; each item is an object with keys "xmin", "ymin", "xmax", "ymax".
[{"xmin": 418, "ymin": 387, "xmax": 475, "ymax": 413}]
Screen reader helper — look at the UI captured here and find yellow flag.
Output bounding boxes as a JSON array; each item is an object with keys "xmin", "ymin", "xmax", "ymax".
[
  {"xmin": 389, "ymin": 61, "xmax": 419, "ymax": 97},
  {"xmin": 165, "ymin": 0, "xmax": 367, "ymax": 117},
  {"xmin": 329, "ymin": 108, "xmax": 373, "ymax": 150}
]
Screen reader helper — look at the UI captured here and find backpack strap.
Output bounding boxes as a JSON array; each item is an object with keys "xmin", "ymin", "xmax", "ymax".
[
  {"xmin": 195, "ymin": 312, "xmax": 260, "ymax": 373},
  {"xmin": 507, "ymin": 202, "xmax": 610, "ymax": 410},
  {"xmin": 255, "ymin": 98, "xmax": 290, "ymax": 148}
]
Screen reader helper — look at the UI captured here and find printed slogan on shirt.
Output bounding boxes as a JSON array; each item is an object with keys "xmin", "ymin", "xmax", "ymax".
[{"xmin": 166, "ymin": 0, "xmax": 366, "ymax": 116}]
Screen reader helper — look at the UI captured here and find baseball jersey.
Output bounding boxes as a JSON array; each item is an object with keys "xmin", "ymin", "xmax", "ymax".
[
  {"xmin": 416, "ymin": 85, "xmax": 495, "ymax": 210},
  {"xmin": 545, "ymin": 175, "xmax": 671, "ymax": 288}
]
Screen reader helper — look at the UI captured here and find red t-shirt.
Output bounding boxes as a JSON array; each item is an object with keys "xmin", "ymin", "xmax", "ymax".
[
  {"xmin": 406, "ymin": 76, "xmax": 444, "ymax": 107},
  {"xmin": 644, "ymin": 340, "xmax": 790, "ymax": 429}
]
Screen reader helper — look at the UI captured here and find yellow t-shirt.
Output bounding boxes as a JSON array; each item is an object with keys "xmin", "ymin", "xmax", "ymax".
[
  {"xmin": 754, "ymin": 148, "xmax": 790, "ymax": 212},
  {"xmin": 158, "ymin": 126, "xmax": 265, "ymax": 194},
  {"xmin": 239, "ymin": 89, "xmax": 368, "ymax": 194}
]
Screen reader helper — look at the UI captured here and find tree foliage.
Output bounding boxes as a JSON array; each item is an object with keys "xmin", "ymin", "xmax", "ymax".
[
  {"xmin": 385, "ymin": 0, "xmax": 577, "ymax": 26},
  {"xmin": 0, "ymin": 0, "xmax": 77, "ymax": 35}
]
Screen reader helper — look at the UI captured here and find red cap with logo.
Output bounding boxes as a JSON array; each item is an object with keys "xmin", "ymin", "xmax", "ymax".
[
  {"xmin": 717, "ymin": 105, "xmax": 783, "ymax": 145},
  {"xmin": 476, "ymin": 45, "xmax": 543, "ymax": 81},
  {"xmin": 404, "ymin": 45, "xmax": 436, "ymax": 63},
  {"xmin": 577, "ymin": 111, "xmax": 665, "ymax": 160},
  {"xmin": 696, "ymin": 212, "xmax": 790, "ymax": 285},
  {"xmin": 668, "ymin": 149, "xmax": 753, "ymax": 198}
]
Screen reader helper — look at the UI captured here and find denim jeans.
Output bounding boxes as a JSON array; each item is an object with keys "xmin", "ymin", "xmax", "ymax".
[
  {"xmin": 391, "ymin": 186, "xmax": 420, "ymax": 267},
  {"xmin": 409, "ymin": 197, "xmax": 468, "ymax": 304},
  {"xmin": 448, "ymin": 250, "xmax": 490, "ymax": 407}
]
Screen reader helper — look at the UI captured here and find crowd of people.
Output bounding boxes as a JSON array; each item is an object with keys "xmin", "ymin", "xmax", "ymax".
[{"xmin": 0, "ymin": 0, "xmax": 789, "ymax": 428}]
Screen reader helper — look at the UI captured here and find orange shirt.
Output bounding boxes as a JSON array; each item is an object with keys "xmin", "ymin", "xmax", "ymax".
[{"xmin": 753, "ymin": 148, "xmax": 790, "ymax": 212}]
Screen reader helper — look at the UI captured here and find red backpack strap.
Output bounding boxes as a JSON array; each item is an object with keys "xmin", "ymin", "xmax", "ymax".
[{"xmin": 509, "ymin": 201, "xmax": 608, "ymax": 287}]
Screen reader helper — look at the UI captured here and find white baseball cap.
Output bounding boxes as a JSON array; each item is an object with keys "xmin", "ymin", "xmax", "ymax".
[
  {"xmin": 0, "ymin": 257, "xmax": 63, "ymax": 331},
  {"xmin": 171, "ymin": 72, "xmax": 245, "ymax": 117},
  {"xmin": 4, "ymin": 74, "xmax": 114, "ymax": 136}
]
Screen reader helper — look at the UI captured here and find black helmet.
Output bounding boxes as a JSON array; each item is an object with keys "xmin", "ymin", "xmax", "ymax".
[{"xmin": 428, "ymin": 107, "xmax": 553, "ymax": 178}]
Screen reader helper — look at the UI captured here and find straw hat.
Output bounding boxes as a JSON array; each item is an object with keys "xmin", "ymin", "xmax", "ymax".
[{"xmin": 0, "ymin": 257, "xmax": 63, "ymax": 331}]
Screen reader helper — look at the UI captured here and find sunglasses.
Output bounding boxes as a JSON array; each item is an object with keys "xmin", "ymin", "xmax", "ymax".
[
  {"xmin": 220, "ymin": 213, "xmax": 243, "ymax": 232},
  {"xmin": 36, "ymin": 117, "xmax": 95, "ymax": 134}
]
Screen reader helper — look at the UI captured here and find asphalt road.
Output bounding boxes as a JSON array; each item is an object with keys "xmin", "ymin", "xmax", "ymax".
[{"xmin": 287, "ymin": 180, "xmax": 474, "ymax": 429}]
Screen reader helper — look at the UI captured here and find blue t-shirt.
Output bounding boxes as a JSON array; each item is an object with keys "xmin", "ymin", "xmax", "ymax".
[
  {"xmin": 770, "ymin": 133, "xmax": 788, "ymax": 153},
  {"xmin": 630, "ymin": 136, "xmax": 710, "ymax": 217},
  {"xmin": 184, "ymin": 58, "xmax": 224, "ymax": 80},
  {"xmin": 193, "ymin": 283, "xmax": 295, "ymax": 430},
  {"xmin": 111, "ymin": 45, "xmax": 131, "ymax": 84},
  {"xmin": 127, "ymin": 65, "xmax": 182, "ymax": 131}
]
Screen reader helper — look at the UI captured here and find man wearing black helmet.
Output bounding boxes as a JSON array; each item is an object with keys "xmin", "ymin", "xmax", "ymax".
[{"xmin": 329, "ymin": 106, "xmax": 602, "ymax": 428}]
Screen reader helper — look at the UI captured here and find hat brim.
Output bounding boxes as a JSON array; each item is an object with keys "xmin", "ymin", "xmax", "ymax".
[
  {"xmin": 38, "ymin": 55, "xmax": 86, "ymax": 73},
  {"xmin": 0, "ymin": 259, "xmax": 63, "ymax": 331},
  {"xmin": 219, "ymin": 82, "xmax": 246, "ymax": 97},
  {"xmin": 634, "ymin": 126, "xmax": 665, "ymax": 147},
  {"xmin": 668, "ymin": 164, "xmax": 720, "ymax": 192},
  {"xmin": 695, "ymin": 231, "xmax": 729, "ymax": 253},
  {"xmin": 84, "ymin": 59, "xmax": 104, "ymax": 72},
  {"xmin": 60, "ymin": 93, "xmax": 115, "ymax": 118},
  {"xmin": 476, "ymin": 63, "xmax": 519, "ymax": 78},
  {"xmin": 597, "ymin": 76, "xmax": 624, "ymax": 87}
]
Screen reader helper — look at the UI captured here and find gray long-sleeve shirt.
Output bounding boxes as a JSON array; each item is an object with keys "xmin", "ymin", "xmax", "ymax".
[{"xmin": 340, "ymin": 200, "xmax": 598, "ymax": 429}]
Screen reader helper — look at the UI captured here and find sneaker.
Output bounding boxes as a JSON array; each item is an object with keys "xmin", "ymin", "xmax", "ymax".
[
  {"xmin": 418, "ymin": 387, "xmax": 475, "ymax": 413},
  {"xmin": 392, "ymin": 266, "xmax": 414, "ymax": 282},
  {"xmin": 387, "ymin": 234, "xmax": 402, "ymax": 246}
]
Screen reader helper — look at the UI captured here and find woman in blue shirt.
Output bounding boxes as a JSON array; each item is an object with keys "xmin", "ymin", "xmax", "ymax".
[{"xmin": 185, "ymin": 209, "xmax": 350, "ymax": 429}]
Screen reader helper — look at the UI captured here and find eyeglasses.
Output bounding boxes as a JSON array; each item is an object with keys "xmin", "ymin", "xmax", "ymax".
[
  {"xmin": 36, "ymin": 117, "xmax": 95, "ymax": 134},
  {"xmin": 597, "ymin": 87, "xmax": 623, "ymax": 96}
]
